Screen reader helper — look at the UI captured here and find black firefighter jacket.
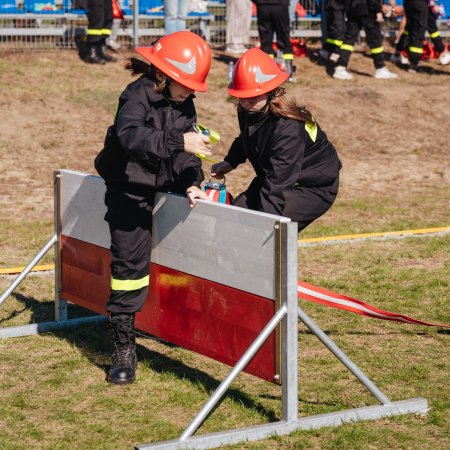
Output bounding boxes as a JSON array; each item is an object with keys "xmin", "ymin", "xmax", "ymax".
[
  {"xmin": 224, "ymin": 111, "xmax": 342, "ymax": 217},
  {"xmin": 95, "ymin": 75, "xmax": 204, "ymax": 197}
]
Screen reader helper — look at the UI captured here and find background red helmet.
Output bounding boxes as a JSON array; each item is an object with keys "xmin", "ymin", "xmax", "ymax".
[
  {"xmin": 136, "ymin": 31, "xmax": 211, "ymax": 92},
  {"xmin": 228, "ymin": 48, "xmax": 289, "ymax": 98}
]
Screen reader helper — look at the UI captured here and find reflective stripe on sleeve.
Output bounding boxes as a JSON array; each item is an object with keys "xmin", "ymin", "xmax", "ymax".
[
  {"xmin": 282, "ymin": 53, "xmax": 294, "ymax": 60},
  {"xmin": 430, "ymin": 31, "xmax": 440, "ymax": 39},
  {"xmin": 111, "ymin": 275, "xmax": 149, "ymax": 291}
]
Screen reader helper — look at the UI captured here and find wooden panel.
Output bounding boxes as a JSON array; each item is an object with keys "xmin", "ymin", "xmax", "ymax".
[{"xmin": 60, "ymin": 236, "xmax": 278, "ymax": 382}]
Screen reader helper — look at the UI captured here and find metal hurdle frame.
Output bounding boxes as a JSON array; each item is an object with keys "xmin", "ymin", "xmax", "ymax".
[
  {"xmin": 0, "ymin": 172, "xmax": 105, "ymax": 339},
  {"xmin": 0, "ymin": 170, "xmax": 428, "ymax": 449}
]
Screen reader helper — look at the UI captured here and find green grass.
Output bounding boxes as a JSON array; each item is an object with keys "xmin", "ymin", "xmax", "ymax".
[{"xmin": 0, "ymin": 233, "xmax": 449, "ymax": 449}]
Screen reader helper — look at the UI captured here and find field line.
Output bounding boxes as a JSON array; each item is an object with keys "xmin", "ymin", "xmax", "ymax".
[
  {"xmin": 0, "ymin": 227, "xmax": 448, "ymax": 275},
  {"xmin": 298, "ymin": 226, "xmax": 450, "ymax": 247}
]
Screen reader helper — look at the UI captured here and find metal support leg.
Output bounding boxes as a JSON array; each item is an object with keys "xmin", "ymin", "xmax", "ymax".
[
  {"xmin": 0, "ymin": 234, "xmax": 57, "ymax": 307},
  {"xmin": 297, "ymin": 306, "xmax": 391, "ymax": 405},
  {"xmin": 178, "ymin": 305, "xmax": 288, "ymax": 442}
]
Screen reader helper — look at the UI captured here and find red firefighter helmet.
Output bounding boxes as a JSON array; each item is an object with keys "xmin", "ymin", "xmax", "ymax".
[
  {"xmin": 228, "ymin": 48, "xmax": 289, "ymax": 98},
  {"xmin": 136, "ymin": 31, "xmax": 211, "ymax": 92}
]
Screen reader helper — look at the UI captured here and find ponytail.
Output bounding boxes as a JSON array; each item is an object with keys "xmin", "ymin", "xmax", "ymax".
[
  {"xmin": 124, "ymin": 57, "xmax": 167, "ymax": 93},
  {"xmin": 235, "ymin": 87, "xmax": 315, "ymax": 125},
  {"xmin": 267, "ymin": 88, "xmax": 315, "ymax": 125},
  {"xmin": 124, "ymin": 57, "xmax": 151, "ymax": 77}
]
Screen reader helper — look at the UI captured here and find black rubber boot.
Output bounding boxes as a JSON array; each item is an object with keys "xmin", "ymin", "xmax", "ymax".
[
  {"xmin": 97, "ymin": 41, "xmax": 117, "ymax": 63},
  {"xmin": 85, "ymin": 43, "xmax": 106, "ymax": 65},
  {"xmin": 107, "ymin": 313, "xmax": 137, "ymax": 384}
]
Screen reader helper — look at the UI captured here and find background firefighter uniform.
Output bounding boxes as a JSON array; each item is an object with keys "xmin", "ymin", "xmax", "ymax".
[
  {"xmin": 324, "ymin": 0, "xmax": 347, "ymax": 55},
  {"xmin": 337, "ymin": 0, "xmax": 386, "ymax": 69},
  {"xmin": 224, "ymin": 111, "xmax": 341, "ymax": 232},
  {"xmin": 403, "ymin": 0, "xmax": 429, "ymax": 66},
  {"xmin": 87, "ymin": 0, "xmax": 113, "ymax": 44},
  {"xmin": 397, "ymin": 1, "xmax": 443, "ymax": 63},
  {"xmin": 252, "ymin": 0, "xmax": 294, "ymax": 61},
  {"xmin": 95, "ymin": 75, "xmax": 204, "ymax": 315}
]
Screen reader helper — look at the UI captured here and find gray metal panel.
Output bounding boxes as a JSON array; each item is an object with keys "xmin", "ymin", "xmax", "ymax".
[
  {"xmin": 152, "ymin": 193, "xmax": 290, "ymax": 300},
  {"xmin": 58, "ymin": 170, "xmax": 290, "ymax": 299},
  {"xmin": 59, "ymin": 170, "xmax": 110, "ymax": 249}
]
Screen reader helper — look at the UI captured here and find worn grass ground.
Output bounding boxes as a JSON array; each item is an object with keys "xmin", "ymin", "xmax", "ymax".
[{"xmin": 0, "ymin": 46, "xmax": 449, "ymax": 449}]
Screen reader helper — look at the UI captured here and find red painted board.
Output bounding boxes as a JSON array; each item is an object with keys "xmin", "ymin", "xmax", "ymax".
[{"xmin": 61, "ymin": 235, "xmax": 278, "ymax": 383}]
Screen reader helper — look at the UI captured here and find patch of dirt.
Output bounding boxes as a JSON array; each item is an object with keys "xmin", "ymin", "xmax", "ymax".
[{"xmin": 0, "ymin": 47, "xmax": 449, "ymax": 224}]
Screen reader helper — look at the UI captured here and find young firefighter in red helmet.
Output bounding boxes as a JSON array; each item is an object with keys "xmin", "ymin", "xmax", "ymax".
[
  {"xmin": 94, "ymin": 31, "xmax": 211, "ymax": 384},
  {"xmin": 212, "ymin": 48, "xmax": 341, "ymax": 232}
]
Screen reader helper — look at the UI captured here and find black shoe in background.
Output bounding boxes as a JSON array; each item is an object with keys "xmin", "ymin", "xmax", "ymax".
[
  {"xmin": 85, "ymin": 43, "xmax": 106, "ymax": 65},
  {"xmin": 97, "ymin": 42, "xmax": 117, "ymax": 63}
]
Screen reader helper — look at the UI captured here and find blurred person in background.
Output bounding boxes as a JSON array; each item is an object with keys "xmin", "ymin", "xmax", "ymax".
[
  {"xmin": 319, "ymin": 0, "xmax": 346, "ymax": 63},
  {"xmin": 85, "ymin": 0, "xmax": 117, "ymax": 64},
  {"xmin": 333, "ymin": 0, "xmax": 398, "ymax": 79},
  {"xmin": 392, "ymin": 0, "xmax": 450, "ymax": 67},
  {"xmin": 225, "ymin": 0, "xmax": 252, "ymax": 55},
  {"xmin": 252, "ymin": 0, "xmax": 295, "ymax": 79},
  {"xmin": 164, "ymin": 0, "xmax": 188, "ymax": 34},
  {"xmin": 212, "ymin": 48, "xmax": 341, "ymax": 232},
  {"xmin": 401, "ymin": 0, "xmax": 428, "ymax": 72},
  {"xmin": 94, "ymin": 31, "xmax": 211, "ymax": 384},
  {"xmin": 106, "ymin": 0, "xmax": 124, "ymax": 51}
]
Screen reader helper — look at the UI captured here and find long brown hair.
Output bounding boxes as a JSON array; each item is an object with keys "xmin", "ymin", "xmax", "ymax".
[
  {"xmin": 236, "ymin": 87, "xmax": 315, "ymax": 125},
  {"xmin": 124, "ymin": 57, "xmax": 168, "ymax": 93}
]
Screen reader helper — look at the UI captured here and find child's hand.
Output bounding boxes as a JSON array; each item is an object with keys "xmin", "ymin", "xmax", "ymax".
[
  {"xmin": 184, "ymin": 131, "xmax": 212, "ymax": 156},
  {"xmin": 211, "ymin": 161, "xmax": 233, "ymax": 179},
  {"xmin": 186, "ymin": 186, "xmax": 208, "ymax": 208}
]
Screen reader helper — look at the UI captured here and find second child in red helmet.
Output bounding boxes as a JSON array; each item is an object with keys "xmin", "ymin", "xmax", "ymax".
[
  {"xmin": 212, "ymin": 48, "xmax": 342, "ymax": 232},
  {"xmin": 94, "ymin": 31, "xmax": 212, "ymax": 385}
]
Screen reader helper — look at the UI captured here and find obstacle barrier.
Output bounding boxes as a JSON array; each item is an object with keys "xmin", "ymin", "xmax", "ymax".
[{"xmin": 0, "ymin": 169, "xmax": 428, "ymax": 449}]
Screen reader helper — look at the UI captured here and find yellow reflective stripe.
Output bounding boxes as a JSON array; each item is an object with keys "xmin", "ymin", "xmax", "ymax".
[
  {"xmin": 340, "ymin": 44, "xmax": 354, "ymax": 52},
  {"xmin": 88, "ymin": 28, "xmax": 111, "ymax": 36},
  {"xmin": 326, "ymin": 38, "xmax": 343, "ymax": 46},
  {"xmin": 305, "ymin": 122, "xmax": 317, "ymax": 142},
  {"xmin": 409, "ymin": 46, "xmax": 424, "ymax": 54},
  {"xmin": 403, "ymin": 30, "xmax": 409, "ymax": 36},
  {"xmin": 370, "ymin": 46, "xmax": 384, "ymax": 54},
  {"xmin": 111, "ymin": 275, "xmax": 149, "ymax": 291},
  {"xmin": 282, "ymin": 53, "xmax": 294, "ymax": 60},
  {"xmin": 430, "ymin": 31, "xmax": 440, "ymax": 38}
]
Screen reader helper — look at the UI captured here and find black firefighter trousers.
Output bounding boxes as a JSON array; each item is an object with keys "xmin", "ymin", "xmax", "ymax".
[
  {"xmin": 396, "ymin": 8, "xmax": 444, "ymax": 57},
  {"xmin": 324, "ymin": 0, "xmax": 346, "ymax": 54},
  {"xmin": 233, "ymin": 177, "xmax": 340, "ymax": 232},
  {"xmin": 87, "ymin": 0, "xmax": 113, "ymax": 44},
  {"xmin": 104, "ymin": 188, "xmax": 155, "ymax": 315},
  {"xmin": 338, "ymin": 13, "xmax": 386, "ymax": 69},
  {"xmin": 257, "ymin": 3, "xmax": 293, "ymax": 57},
  {"xmin": 403, "ymin": 0, "xmax": 428, "ymax": 66}
]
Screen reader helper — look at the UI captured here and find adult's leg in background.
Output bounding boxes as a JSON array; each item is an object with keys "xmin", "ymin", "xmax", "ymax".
[
  {"xmin": 226, "ymin": 0, "xmax": 252, "ymax": 54},
  {"xmin": 403, "ymin": 0, "xmax": 428, "ymax": 68}
]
